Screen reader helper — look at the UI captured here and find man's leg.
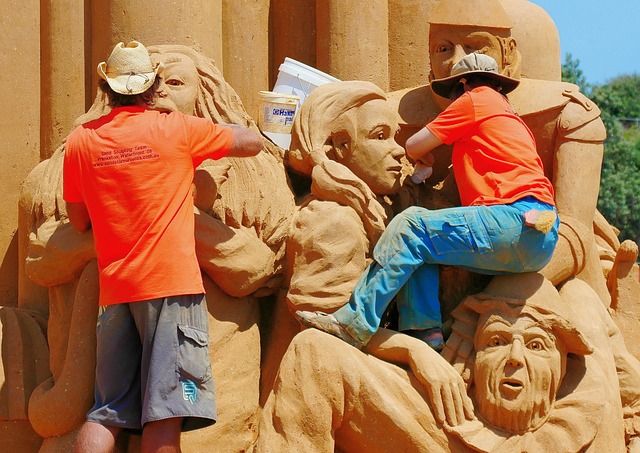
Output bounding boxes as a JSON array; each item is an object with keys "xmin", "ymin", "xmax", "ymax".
[
  {"xmin": 141, "ymin": 418, "xmax": 183, "ymax": 453},
  {"xmin": 74, "ymin": 421, "xmax": 120, "ymax": 453}
]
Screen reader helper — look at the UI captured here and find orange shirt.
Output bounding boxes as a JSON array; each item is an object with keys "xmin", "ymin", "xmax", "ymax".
[
  {"xmin": 427, "ymin": 86, "xmax": 555, "ymax": 207},
  {"xmin": 63, "ymin": 106, "xmax": 234, "ymax": 306}
]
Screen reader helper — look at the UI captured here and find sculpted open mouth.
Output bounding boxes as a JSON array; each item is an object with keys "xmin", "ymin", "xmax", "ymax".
[{"xmin": 499, "ymin": 378, "xmax": 524, "ymax": 398}]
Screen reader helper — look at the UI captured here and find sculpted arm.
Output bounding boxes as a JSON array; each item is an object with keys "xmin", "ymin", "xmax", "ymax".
[
  {"xmin": 23, "ymin": 160, "xmax": 96, "ymax": 287},
  {"xmin": 540, "ymin": 100, "xmax": 609, "ymax": 298},
  {"xmin": 364, "ymin": 327, "xmax": 475, "ymax": 426},
  {"xmin": 286, "ymin": 201, "xmax": 369, "ymax": 312},
  {"xmin": 194, "ymin": 207, "xmax": 276, "ymax": 298},
  {"xmin": 552, "ymin": 127, "xmax": 604, "ymax": 228}
]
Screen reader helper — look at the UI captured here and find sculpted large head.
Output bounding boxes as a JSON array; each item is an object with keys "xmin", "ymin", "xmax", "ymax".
[
  {"xmin": 455, "ymin": 274, "xmax": 592, "ymax": 434},
  {"xmin": 288, "ymin": 80, "xmax": 404, "ymax": 196},
  {"xmin": 147, "ymin": 44, "xmax": 257, "ymax": 129},
  {"xmin": 428, "ymin": 0, "xmax": 522, "ymax": 86}
]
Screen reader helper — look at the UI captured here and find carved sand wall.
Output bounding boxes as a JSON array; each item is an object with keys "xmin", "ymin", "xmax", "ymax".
[
  {"xmin": 2, "ymin": 1, "xmax": 638, "ymax": 452},
  {"xmin": 1, "ymin": 1, "xmax": 562, "ymax": 313}
]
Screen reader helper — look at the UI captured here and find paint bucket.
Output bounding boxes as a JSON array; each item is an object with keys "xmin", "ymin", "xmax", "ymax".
[
  {"xmin": 273, "ymin": 57, "xmax": 340, "ymax": 108},
  {"xmin": 258, "ymin": 91, "xmax": 299, "ymax": 134}
]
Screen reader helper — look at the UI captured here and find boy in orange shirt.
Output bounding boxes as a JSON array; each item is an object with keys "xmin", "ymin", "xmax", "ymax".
[{"xmin": 297, "ymin": 53, "xmax": 558, "ymax": 351}]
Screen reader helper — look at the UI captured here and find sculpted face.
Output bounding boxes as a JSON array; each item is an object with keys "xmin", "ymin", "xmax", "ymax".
[
  {"xmin": 429, "ymin": 26, "xmax": 505, "ymax": 80},
  {"xmin": 336, "ymin": 99, "xmax": 404, "ymax": 195},
  {"xmin": 151, "ymin": 53, "xmax": 199, "ymax": 115},
  {"xmin": 472, "ymin": 313, "xmax": 564, "ymax": 434}
]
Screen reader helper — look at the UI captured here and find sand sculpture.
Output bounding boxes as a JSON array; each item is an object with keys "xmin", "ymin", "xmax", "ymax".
[
  {"xmin": 260, "ymin": 0, "xmax": 640, "ymax": 450},
  {"xmin": 1, "ymin": 1, "xmax": 638, "ymax": 452},
  {"xmin": 260, "ymin": 80, "xmax": 408, "ymax": 396},
  {"xmin": 258, "ymin": 273, "xmax": 627, "ymax": 452},
  {"xmin": 7, "ymin": 45, "xmax": 295, "ymax": 452}
]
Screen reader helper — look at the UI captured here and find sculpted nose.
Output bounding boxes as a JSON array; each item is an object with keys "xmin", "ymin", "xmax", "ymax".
[
  {"xmin": 156, "ymin": 81, "xmax": 167, "ymax": 97},
  {"xmin": 506, "ymin": 338, "xmax": 525, "ymax": 367},
  {"xmin": 392, "ymin": 142, "xmax": 404, "ymax": 160},
  {"xmin": 449, "ymin": 45, "xmax": 467, "ymax": 73}
]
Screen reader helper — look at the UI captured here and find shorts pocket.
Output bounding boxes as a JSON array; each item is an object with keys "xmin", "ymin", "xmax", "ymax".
[{"xmin": 177, "ymin": 323, "xmax": 212, "ymax": 383}]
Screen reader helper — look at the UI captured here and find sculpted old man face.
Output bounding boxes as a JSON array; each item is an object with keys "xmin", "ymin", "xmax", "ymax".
[
  {"xmin": 455, "ymin": 274, "xmax": 593, "ymax": 436},
  {"xmin": 473, "ymin": 310, "xmax": 565, "ymax": 434},
  {"xmin": 427, "ymin": 0, "xmax": 520, "ymax": 85}
]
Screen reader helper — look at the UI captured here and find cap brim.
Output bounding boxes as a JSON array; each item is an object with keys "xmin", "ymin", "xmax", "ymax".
[{"xmin": 431, "ymin": 70, "xmax": 520, "ymax": 98}]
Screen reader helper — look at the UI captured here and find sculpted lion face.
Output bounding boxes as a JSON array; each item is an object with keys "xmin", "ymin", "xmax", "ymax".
[{"xmin": 150, "ymin": 52, "xmax": 199, "ymax": 115}]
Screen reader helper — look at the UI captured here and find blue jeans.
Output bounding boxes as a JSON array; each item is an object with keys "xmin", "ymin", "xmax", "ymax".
[{"xmin": 333, "ymin": 197, "xmax": 559, "ymax": 345}]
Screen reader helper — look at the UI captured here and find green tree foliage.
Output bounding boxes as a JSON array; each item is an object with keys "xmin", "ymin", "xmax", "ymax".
[
  {"xmin": 561, "ymin": 53, "xmax": 590, "ymax": 94},
  {"xmin": 562, "ymin": 56, "xmax": 640, "ymax": 246}
]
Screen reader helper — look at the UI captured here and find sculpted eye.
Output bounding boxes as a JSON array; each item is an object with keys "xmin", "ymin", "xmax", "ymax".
[
  {"xmin": 527, "ymin": 340, "xmax": 545, "ymax": 351},
  {"xmin": 436, "ymin": 45, "xmax": 449, "ymax": 53},
  {"xmin": 377, "ymin": 131, "xmax": 386, "ymax": 140},
  {"xmin": 165, "ymin": 79, "xmax": 184, "ymax": 87},
  {"xmin": 488, "ymin": 336, "xmax": 504, "ymax": 347}
]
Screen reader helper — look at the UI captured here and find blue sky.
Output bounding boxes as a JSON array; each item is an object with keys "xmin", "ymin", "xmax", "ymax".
[{"xmin": 529, "ymin": 0, "xmax": 640, "ymax": 85}]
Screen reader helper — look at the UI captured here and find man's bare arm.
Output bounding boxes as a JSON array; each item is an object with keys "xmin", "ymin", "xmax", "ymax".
[
  {"xmin": 226, "ymin": 125, "xmax": 263, "ymax": 158},
  {"xmin": 405, "ymin": 127, "xmax": 443, "ymax": 164}
]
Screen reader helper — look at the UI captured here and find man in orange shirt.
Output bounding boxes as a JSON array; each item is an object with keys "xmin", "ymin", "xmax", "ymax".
[
  {"xmin": 297, "ymin": 53, "xmax": 558, "ymax": 352},
  {"xmin": 64, "ymin": 41, "xmax": 263, "ymax": 453}
]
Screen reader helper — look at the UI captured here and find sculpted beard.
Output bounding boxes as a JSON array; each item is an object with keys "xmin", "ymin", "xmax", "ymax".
[{"xmin": 473, "ymin": 353, "xmax": 561, "ymax": 434}]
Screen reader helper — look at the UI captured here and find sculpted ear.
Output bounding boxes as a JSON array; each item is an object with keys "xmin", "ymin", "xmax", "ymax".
[
  {"xmin": 329, "ymin": 130, "xmax": 351, "ymax": 161},
  {"xmin": 501, "ymin": 37, "xmax": 521, "ymax": 78}
]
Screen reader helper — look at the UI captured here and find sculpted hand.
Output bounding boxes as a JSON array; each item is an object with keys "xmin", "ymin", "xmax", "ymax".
[
  {"xmin": 408, "ymin": 339, "xmax": 475, "ymax": 427},
  {"xmin": 364, "ymin": 328, "xmax": 475, "ymax": 427}
]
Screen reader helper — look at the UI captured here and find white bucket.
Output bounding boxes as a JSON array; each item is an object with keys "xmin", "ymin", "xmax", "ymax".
[
  {"xmin": 258, "ymin": 91, "xmax": 299, "ymax": 134},
  {"xmin": 273, "ymin": 57, "xmax": 340, "ymax": 107}
]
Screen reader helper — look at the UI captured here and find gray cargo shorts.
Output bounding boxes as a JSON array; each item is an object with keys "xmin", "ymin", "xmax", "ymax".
[{"xmin": 87, "ymin": 294, "xmax": 216, "ymax": 432}]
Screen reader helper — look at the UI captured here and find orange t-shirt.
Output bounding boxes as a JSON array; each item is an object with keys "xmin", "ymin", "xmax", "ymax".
[
  {"xmin": 63, "ymin": 106, "xmax": 234, "ymax": 306},
  {"xmin": 427, "ymin": 86, "xmax": 555, "ymax": 207}
]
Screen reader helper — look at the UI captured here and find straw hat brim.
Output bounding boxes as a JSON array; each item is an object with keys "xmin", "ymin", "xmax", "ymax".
[
  {"xmin": 431, "ymin": 70, "xmax": 520, "ymax": 98},
  {"xmin": 97, "ymin": 61, "xmax": 159, "ymax": 95}
]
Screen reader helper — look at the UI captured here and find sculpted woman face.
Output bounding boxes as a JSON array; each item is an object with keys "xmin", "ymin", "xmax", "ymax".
[
  {"xmin": 335, "ymin": 98, "xmax": 404, "ymax": 195},
  {"xmin": 289, "ymin": 80, "xmax": 405, "ymax": 196}
]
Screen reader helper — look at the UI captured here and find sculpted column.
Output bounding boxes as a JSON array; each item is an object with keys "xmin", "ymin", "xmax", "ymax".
[
  {"xmin": 41, "ymin": 0, "xmax": 87, "ymax": 160},
  {"xmin": 317, "ymin": 0, "xmax": 389, "ymax": 91},
  {"xmin": 1, "ymin": 1, "xmax": 41, "ymax": 307},
  {"xmin": 222, "ymin": 0, "xmax": 270, "ymax": 119},
  {"xmin": 388, "ymin": 0, "xmax": 438, "ymax": 91},
  {"xmin": 91, "ymin": 0, "xmax": 222, "ymax": 91},
  {"xmin": 270, "ymin": 0, "xmax": 316, "ymax": 87}
]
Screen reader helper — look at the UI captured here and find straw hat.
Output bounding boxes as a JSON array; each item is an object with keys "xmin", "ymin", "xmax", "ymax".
[
  {"xmin": 97, "ymin": 41, "xmax": 161, "ymax": 95},
  {"xmin": 431, "ymin": 53, "xmax": 520, "ymax": 98}
]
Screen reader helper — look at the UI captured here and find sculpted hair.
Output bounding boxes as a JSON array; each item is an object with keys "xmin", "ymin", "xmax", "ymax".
[{"xmin": 288, "ymin": 80, "xmax": 391, "ymax": 245}]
